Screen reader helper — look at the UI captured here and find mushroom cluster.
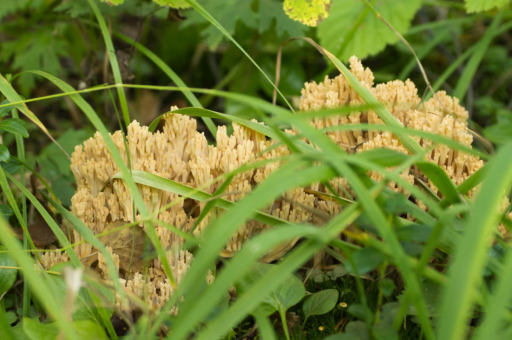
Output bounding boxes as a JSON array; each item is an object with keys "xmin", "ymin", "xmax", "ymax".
[
  {"xmin": 298, "ymin": 56, "xmax": 486, "ymax": 207},
  {"xmin": 38, "ymin": 56, "xmax": 510, "ymax": 312}
]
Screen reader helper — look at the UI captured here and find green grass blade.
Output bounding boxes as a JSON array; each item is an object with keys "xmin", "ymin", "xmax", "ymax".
[
  {"xmin": 253, "ymin": 309, "xmax": 277, "ymax": 340},
  {"xmin": 298, "ymin": 38, "xmax": 424, "ymax": 155},
  {"xmin": 150, "ymin": 160, "xmax": 336, "ymax": 339},
  {"xmin": 172, "ymin": 225, "xmax": 333, "ymax": 338},
  {"xmin": 191, "ymin": 202, "xmax": 364, "ymax": 340},
  {"xmin": 437, "ymin": 142, "xmax": 512, "ymax": 340},
  {"xmin": 86, "ymin": 0, "xmax": 130, "ymax": 127},
  {"xmin": 399, "ymin": 30, "xmax": 451, "ymax": 80},
  {"xmin": 453, "ymin": 13, "xmax": 502, "ymax": 101},
  {"xmin": 119, "ymin": 170, "xmax": 312, "ymax": 228},
  {"xmin": 0, "ymin": 166, "xmax": 38, "ymax": 256},
  {"xmin": 10, "ymin": 105, "xmax": 30, "ymax": 317},
  {"xmin": 183, "ymin": 0, "xmax": 294, "ymax": 112},
  {"xmin": 0, "ymin": 74, "xmax": 69, "ymax": 158},
  {"xmin": 0, "ymin": 216, "xmax": 76, "ymax": 338},
  {"xmin": 474, "ymin": 244, "xmax": 512, "ymax": 340},
  {"xmin": 5, "ymin": 172, "xmax": 80, "ymax": 266},
  {"xmin": 23, "ymin": 70, "xmax": 175, "ymax": 289},
  {"xmin": 112, "ymin": 30, "xmax": 217, "ymax": 136}
]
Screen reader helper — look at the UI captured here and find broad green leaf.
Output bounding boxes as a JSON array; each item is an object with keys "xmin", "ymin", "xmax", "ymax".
[
  {"xmin": 345, "ymin": 248, "xmax": 384, "ymax": 275},
  {"xmin": 317, "ymin": 0, "xmax": 421, "ymax": 60},
  {"xmin": 379, "ymin": 279, "xmax": 396, "ymax": 297},
  {"xmin": 283, "ymin": 0, "xmax": 331, "ymax": 26},
  {"xmin": 237, "ymin": 263, "xmax": 305, "ymax": 316},
  {"xmin": 302, "ymin": 289, "xmax": 339, "ymax": 324},
  {"xmin": 259, "ymin": 0, "xmax": 307, "ymax": 38},
  {"xmin": 23, "ymin": 318, "xmax": 108, "ymax": 340},
  {"xmin": 339, "ymin": 320, "xmax": 370, "ymax": 340},
  {"xmin": 0, "ymin": 246, "xmax": 16, "ymax": 296},
  {"xmin": 4, "ymin": 311, "xmax": 17, "ymax": 325},
  {"xmin": 183, "ymin": 0, "xmax": 306, "ymax": 49},
  {"xmin": 465, "ymin": 0, "xmax": 509, "ymax": 13},
  {"xmin": 0, "ymin": 204, "xmax": 13, "ymax": 216},
  {"xmin": 348, "ymin": 304, "xmax": 374, "ymax": 323},
  {"xmin": 0, "ymin": 318, "xmax": 30, "ymax": 340},
  {"xmin": 0, "ymin": 145, "xmax": 9, "ymax": 162},
  {"xmin": 183, "ymin": 0, "xmax": 257, "ymax": 49},
  {"xmin": 484, "ymin": 122, "xmax": 512, "ymax": 144},
  {"xmin": 0, "ymin": 119, "xmax": 28, "ymax": 138},
  {"xmin": 0, "ymin": 158, "xmax": 21, "ymax": 175}
]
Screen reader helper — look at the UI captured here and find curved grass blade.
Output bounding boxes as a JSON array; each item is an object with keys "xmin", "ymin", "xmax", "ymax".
[
  {"xmin": 453, "ymin": 13, "xmax": 502, "ymax": 101},
  {"xmin": 474, "ymin": 243, "xmax": 512, "ymax": 340},
  {"xmin": 191, "ymin": 201, "xmax": 364, "ymax": 340},
  {"xmin": 86, "ymin": 0, "xmax": 130, "ymax": 127},
  {"xmin": 0, "ymin": 74, "xmax": 70, "ymax": 159},
  {"xmin": 0, "ymin": 166, "xmax": 38, "ymax": 258},
  {"xmin": 183, "ymin": 0, "xmax": 294, "ymax": 113},
  {"xmin": 437, "ymin": 142, "xmax": 512, "ymax": 340},
  {"xmin": 5, "ymin": 172, "xmax": 80, "ymax": 266},
  {"xmin": 24, "ymin": 70, "xmax": 176, "ymax": 289},
  {"xmin": 0, "ymin": 216, "xmax": 76, "ymax": 339},
  {"xmin": 149, "ymin": 161, "xmax": 338, "ymax": 339},
  {"xmin": 172, "ymin": 225, "xmax": 335, "ymax": 338},
  {"xmin": 112, "ymin": 30, "xmax": 217, "ymax": 136}
]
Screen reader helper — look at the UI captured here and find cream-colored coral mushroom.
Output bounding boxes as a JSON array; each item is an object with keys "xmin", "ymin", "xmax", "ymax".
[
  {"xmin": 38, "ymin": 251, "xmax": 69, "ymax": 270},
  {"xmin": 298, "ymin": 56, "xmax": 485, "ymax": 210}
]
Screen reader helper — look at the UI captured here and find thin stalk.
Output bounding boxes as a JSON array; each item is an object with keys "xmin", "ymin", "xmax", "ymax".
[{"xmin": 279, "ymin": 309, "xmax": 290, "ymax": 340}]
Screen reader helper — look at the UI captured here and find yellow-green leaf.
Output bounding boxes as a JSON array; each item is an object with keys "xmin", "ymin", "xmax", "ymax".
[
  {"xmin": 153, "ymin": 0, "xmax": 191, "ymax": 8},
  {"xmin": 283, "ymin": 0, "xmax": 331, "ymax": 26},
  {"xmin": 465, "ymin": 0, "xmax": 510, "ymax": 13}
]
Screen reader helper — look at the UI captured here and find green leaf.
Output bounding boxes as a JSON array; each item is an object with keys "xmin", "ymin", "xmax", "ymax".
[
  {"xmin": 283, "ymin": 0, "xmax": 331, "ymax": 26},
  {"xmin": 317, "ymin": 0, "xmax": 421, "ymax": 60},
  {"xmin": 0, "ymin": 246, "xmax": 16, "ymax": 296},
  {"xmin": 465, "ymin": 0, "xmax": 509, "ymax": 13},
  {"xmin": 484, "ymin": 122, "xmax": 512, "ymax": 144},
  {"xmin": 348, "ymin": 304, "xmax": 374, "ymax": 323},
  {"xmin": 100, "ymin": 0, "xmax": 124, "ymax": 5},
  {"xmin": 4, "ymin": 311, "xmax": 17, "ymax": 325},
  {"xmin": 43, "ymin": 263, "xmax": 115, "ymax": 322},
  {"xmin": 379, "ymin": 279, "xmax": 396, "ymax": 297},
  {"xmin": 184, "ymin": 0, "xmax": 305, "ymax": 49},
  {"xmin": 0, "ymin": 318, "xmax": 30, "ymax": 340},
  {"xmin": 397, "ymin": 225, "xmax": 433, "ymax": 243},
  {"xmin": 0, "ymin": 100, "xmax": 12, "ymax": 117},
  {"xmin": 259, "ymin": 0, "xmax": 308, "ymax": 37},
  {"xmin": 0, "ymin": 119, "xmax": 28, "ymax": 138},
  {"xmin": 23, "ymin": 318, "xmax": 108, "ymax": 340},
  {"xmin": 303, "ymin": 289, "xmax": 339, "ymax": 323},
  {"xmin": 0, "ymin": 204, "xmax": 13, "ymax": 217},
  {"xmin": 184, "ymin": 0, "xmax": 257, "ymax": 49},
  {"xmin": 0, "ymin": 145, "xmax": 9, "ymax": 163},
  {"xmin": 154, "ymin": 0, "xmax": 191, "ymax": 8},
  {"xmin": 345, "ymin": 248, "xmax": 384, "ymax": 275},
  {"xmin": 437, "ymin": 141, "xmax": 512, "ymax": 339},
  {"xmin": 237, "ymin": 263, "xmax": 305, "ymax": 316}
]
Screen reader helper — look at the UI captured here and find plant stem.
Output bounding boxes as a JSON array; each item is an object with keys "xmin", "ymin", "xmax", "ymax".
[{"xmin": 279, "ymin": 309, "xmax": 290, "ymax": 340}]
